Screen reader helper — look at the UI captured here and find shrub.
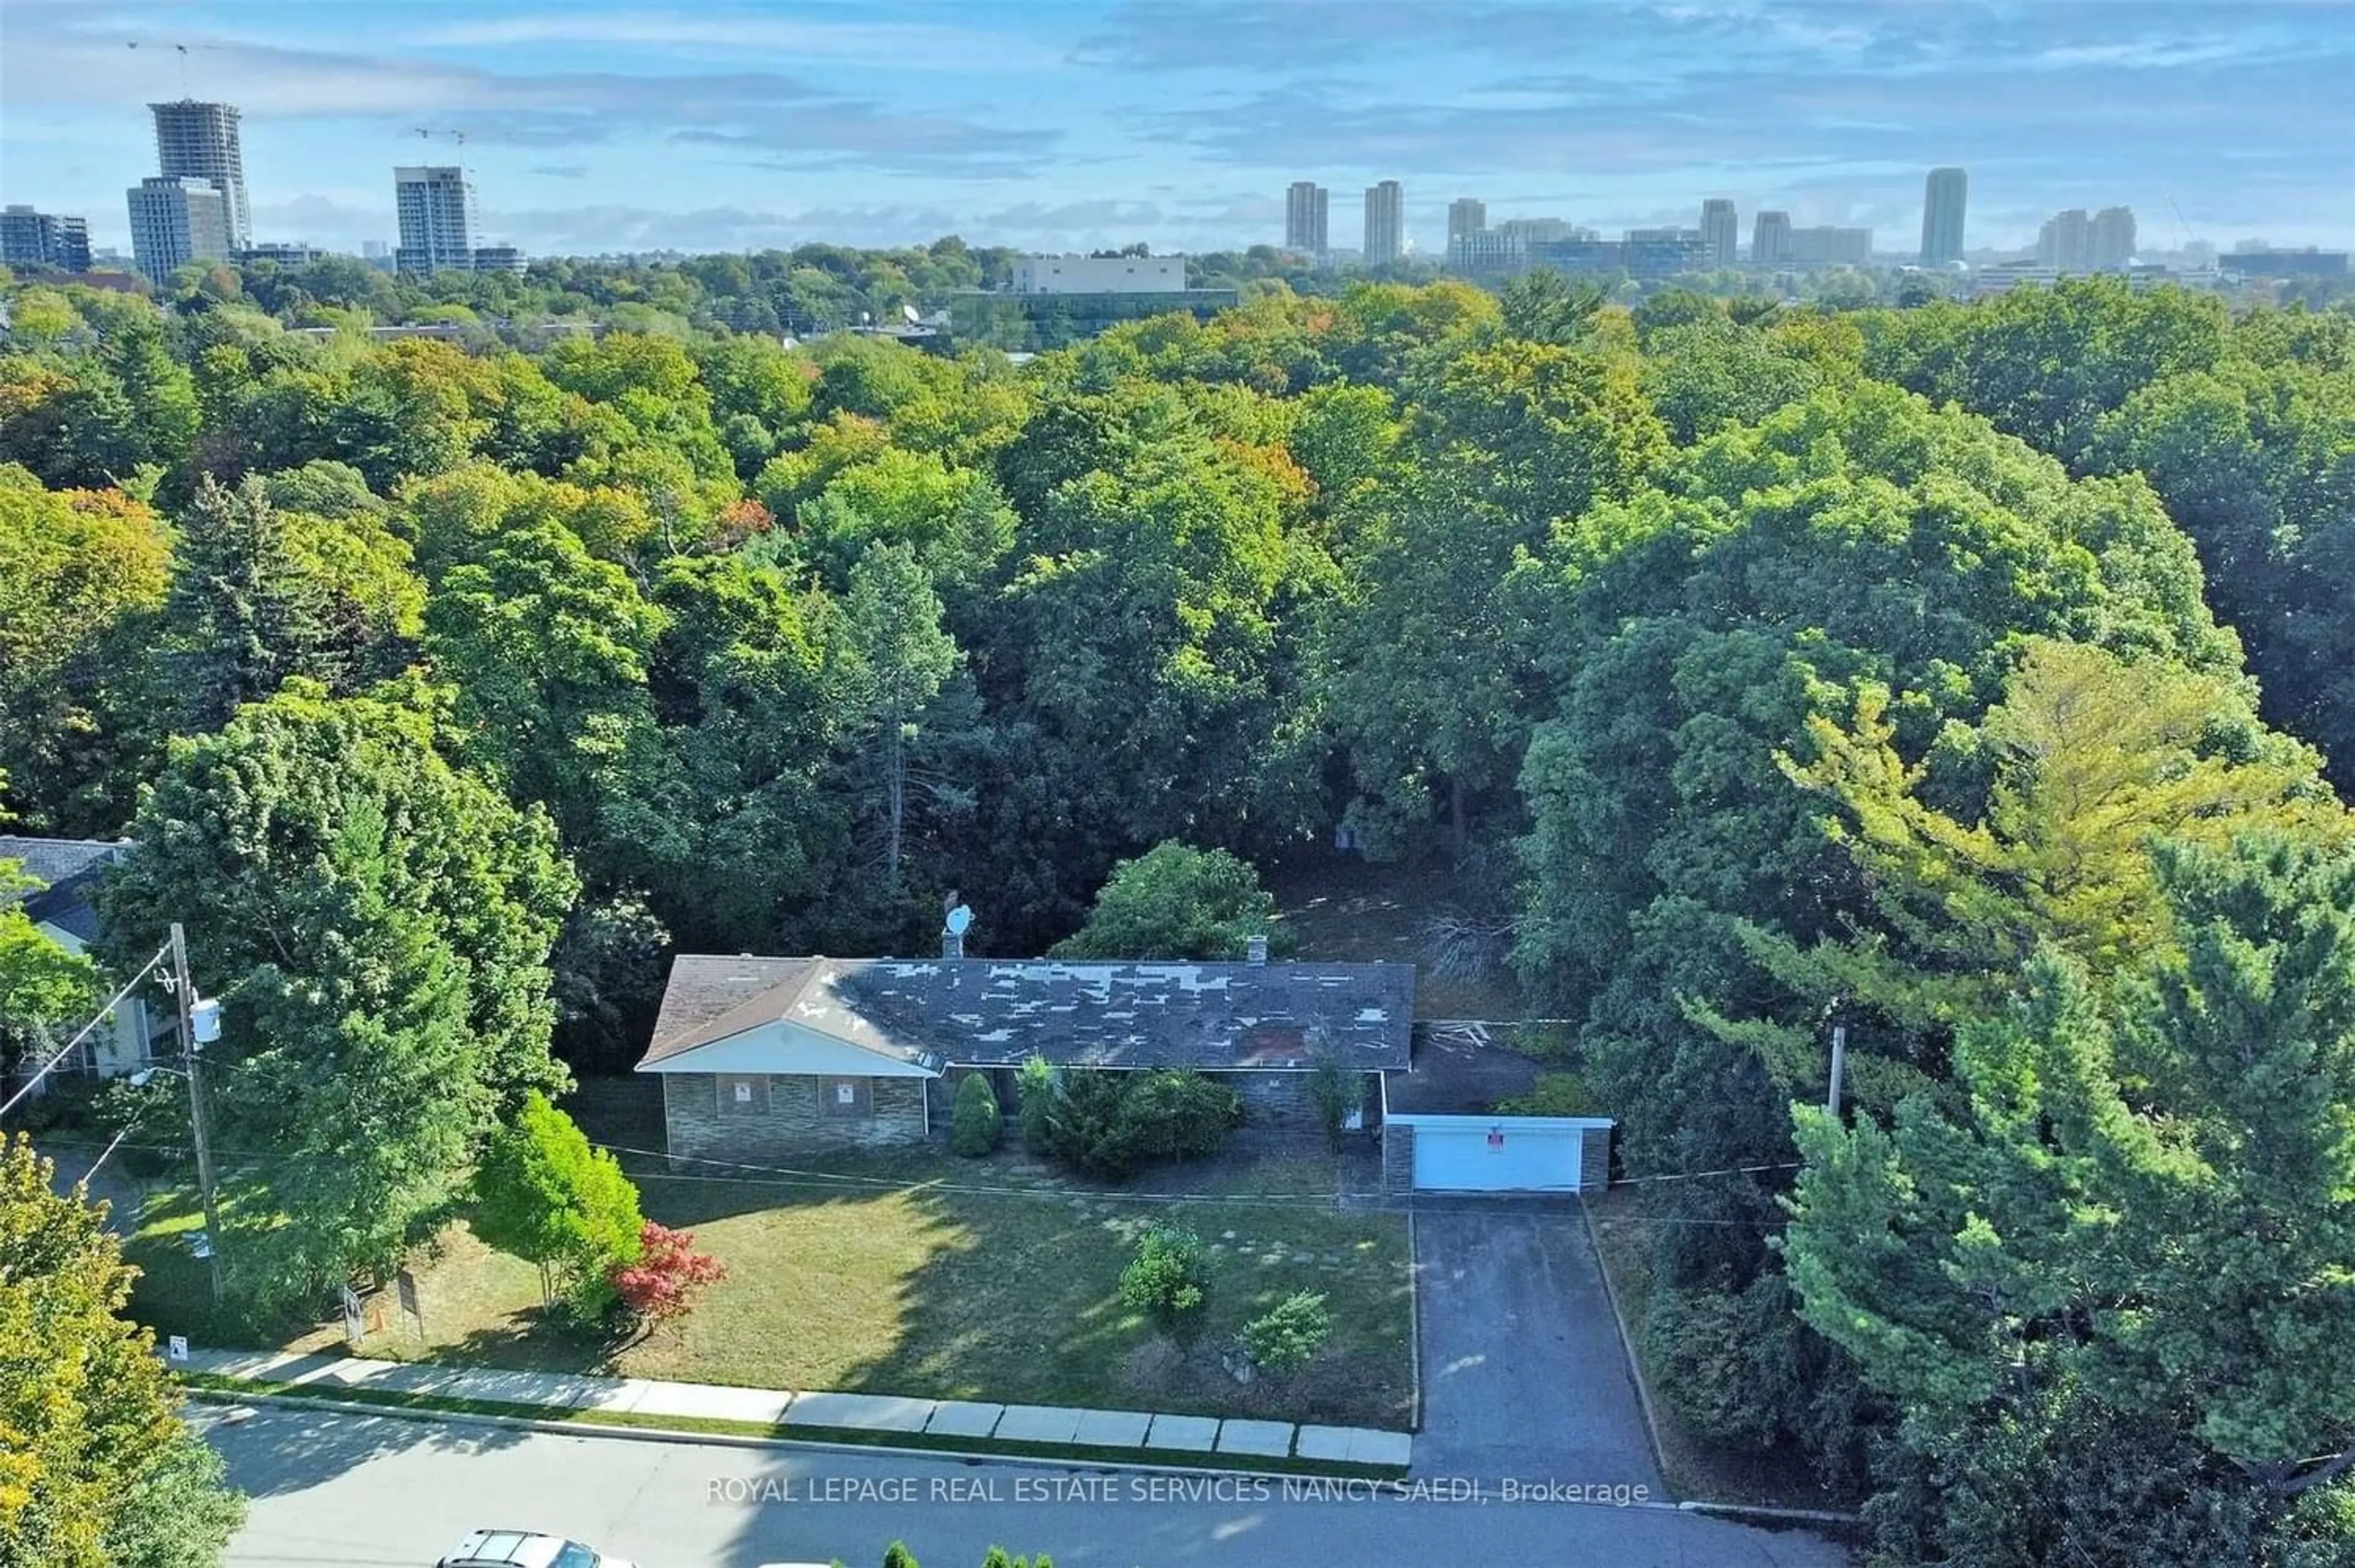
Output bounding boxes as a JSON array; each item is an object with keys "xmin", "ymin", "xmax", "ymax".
[
  {"xmin": 1241, "ymin": 1290, "xmax": 1332, "ymax": 1374},
  {"xmin": 1039, "ymin": 1069, "xmax": 1243, "ymax": 1177},
  {"xmin": 608, "ymin": 1220, "xmax": 727, "ymax": 1334},
  {"xmin": 1016, "ymin": 1055, "xmax": 1059, "ymax": 1150},
  {"xmin": 1639, "ymin": 1280, "xmax": 1795, "ymax": 1451},
  {"xmin": 1121, "ymin": 1070, "xmax": 1244, "ymax": 1163},
  {"xmin": 951, "ymin": 1072, "xmax": 1001, "ymax": 1157},
  {"xmin": 1119, "ymin": 1224, "xmax": 1209, "ymax": 1331},
  {"xmin": 1304, "ymin": 1049, "xmax": 1364, "ymax": 1151}
]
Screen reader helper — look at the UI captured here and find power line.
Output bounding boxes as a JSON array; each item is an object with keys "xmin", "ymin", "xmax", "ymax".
[
  {"xmin": 0, "ymin": 942, "xmax": 170, "ymax": 1120},
  {"xmin": 23, "ymin": 1130, "xmax": 1796, "ymax": 1230}
]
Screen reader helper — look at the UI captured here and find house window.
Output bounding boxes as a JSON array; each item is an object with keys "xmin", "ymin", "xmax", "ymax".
[
  {"xmin": 822, "ymin": 1078, "xmax": 873, "ymax": 1118},
  {"xmin": 716, "ymin": 1073, "xmax": 769, "ymax": 1117}
]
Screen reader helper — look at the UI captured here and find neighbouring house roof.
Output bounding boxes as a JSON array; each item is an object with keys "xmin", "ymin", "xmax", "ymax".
[
  {"xmin": 637, "ymin": 955, "xmax": 1416, "ymax": 1076},
  {"xmin": 0, "ymin": 836, "xmax": 131, "ymax": 948}
]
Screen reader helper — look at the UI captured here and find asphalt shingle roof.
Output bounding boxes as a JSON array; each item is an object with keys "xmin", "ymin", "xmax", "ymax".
[
  {"xmin": 0, "ymin": 836, "xmax": 130, "ymax": 945},
  {"xmin": 640, "ymin": 954, "xmax": 1415, "ymax": 1074}
]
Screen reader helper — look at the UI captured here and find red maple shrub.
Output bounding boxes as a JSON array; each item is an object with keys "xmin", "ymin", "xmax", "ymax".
[{"xmin": 607, "ymin": 1221, "xmax": 727, "ymax": 1331}]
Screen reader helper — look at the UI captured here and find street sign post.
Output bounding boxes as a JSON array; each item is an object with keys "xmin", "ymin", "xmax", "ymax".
[{"xmin": 397, "ymin": 1267, "xmax": 424, "ymax": 1337}]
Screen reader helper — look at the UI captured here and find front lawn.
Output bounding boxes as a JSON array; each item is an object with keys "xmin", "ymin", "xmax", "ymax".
[{"xmin": 126, "ymin": 1148, "xmax": 1413, "ymax": 1429}]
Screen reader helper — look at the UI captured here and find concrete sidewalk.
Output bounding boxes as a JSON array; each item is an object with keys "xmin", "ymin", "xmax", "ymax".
[{"xmin": 178, "ymin": 1348, "xmax": 1413, "ymax": 1470}]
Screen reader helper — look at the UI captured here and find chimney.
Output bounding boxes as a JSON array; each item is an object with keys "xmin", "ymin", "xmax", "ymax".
[
  {"xmin": 943, "ymin": 929, "xmax": 964, "ymax": 959},
  {"xmin": 1246, "ymin": 934, "xmax": 1269, "ymax": 965}
]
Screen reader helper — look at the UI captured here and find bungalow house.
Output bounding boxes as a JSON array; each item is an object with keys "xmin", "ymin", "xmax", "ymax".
[
  {"xmin": 0, "ymin": 835, "xmax": 166, "ymax": 1080},
  {"xmin": 635, "ymin": 952, "xmax": 1415, "ymax": 1165}
]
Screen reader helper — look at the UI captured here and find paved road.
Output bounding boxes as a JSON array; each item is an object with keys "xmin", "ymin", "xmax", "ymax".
[
  {"xmin": 1413, "ymin": 1204, "xmax": 1663, "ymax": 1492},
  {"xmin": 199, "ymin": 1404, "xmax": 1847, "ymax": 1568}
]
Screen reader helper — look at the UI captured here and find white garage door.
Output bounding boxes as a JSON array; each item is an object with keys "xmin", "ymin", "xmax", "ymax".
[{"xmin": 1411, "ymin": 1122, "xmax": 1583, "ymax": 1192}]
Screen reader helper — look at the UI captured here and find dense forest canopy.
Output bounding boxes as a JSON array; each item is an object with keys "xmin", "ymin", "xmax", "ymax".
[{"xmin": 4, "ymin": 261, "xmax": 2354, "ymax": 1564}]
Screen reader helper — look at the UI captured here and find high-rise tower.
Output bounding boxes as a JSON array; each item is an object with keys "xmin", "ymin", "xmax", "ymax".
[
  {"xmin": 1364, "ymin": 180, "xmax": 1404, "ymax": 266},
  {"xmin": 1920, "ymin": 167, "xmax": 1967, "ymax": 266},
  {"xmin": 150, "ymin": 101, "xmax": 251, "ymax": 250}
]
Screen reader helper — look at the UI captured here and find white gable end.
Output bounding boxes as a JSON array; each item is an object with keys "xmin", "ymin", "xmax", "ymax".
[{"xmin": 637, "ymin": 1017, "xmax": 938, "ymax": 1077}]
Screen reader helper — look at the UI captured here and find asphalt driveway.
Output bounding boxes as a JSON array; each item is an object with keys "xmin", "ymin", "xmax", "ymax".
[{"xmin": 1412, "ymin": 1203, "xmax": 1666, "ymax": 1496}]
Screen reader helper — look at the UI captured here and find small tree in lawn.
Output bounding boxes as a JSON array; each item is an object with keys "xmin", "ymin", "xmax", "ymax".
[
  {"xmin": 1119, "ymin": 1223, "xmax": 1209, "ymax": 1337},
  {"xmin": 951, "ymin": 1072, "xmax": 1001, "ymax": 1157},
  {"xmin": 1241, "ymin": 1290, "xmax": 1332, "ymax": 1377},
  {"xmin": 608, "ymin": 1221, "xmax": 727, "ymax": 1339},
  {"xmin": 472, "ymin": 1090, "xmax": 643, "ymax": 1314}
]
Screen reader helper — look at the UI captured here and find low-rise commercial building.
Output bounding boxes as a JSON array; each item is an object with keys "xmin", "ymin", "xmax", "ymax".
[
  {"xmin": 0, "ymin": 206, "xmax": 93, "ymax": 272},
  {"xmin": 1009, "ymin": 253, "xmax": 1188, "ymax": 293}
]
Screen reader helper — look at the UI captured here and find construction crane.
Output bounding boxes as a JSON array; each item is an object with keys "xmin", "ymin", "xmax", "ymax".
[
  {"xmin": 2167, "ymin": 194, "xmax": 2201, "ymax": 251},
  {"xmin": 125, "ymin": 40, "xmax": 220, "ymax": 98}
]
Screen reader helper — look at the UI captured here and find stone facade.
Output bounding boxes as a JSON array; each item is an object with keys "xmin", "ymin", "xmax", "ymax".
[
  {"xmin": 924, "ymin": 1065, "xmax": 1380, "ymax": 1137},
  {"xmin": 661, "ymin": 1072, "xmax": 929, "ymax": 1166},
  {"xmin": 1381, "ymin": 1123, "xmax": 1415, "ymax": 1191},
  {"xmin": 668, "ymin": 1065, "xmax": 1393, "ymax": 1163},
  {"xmin": 1577, "ymin": 1124, "xmax": 1610, "ymax": 1193}
]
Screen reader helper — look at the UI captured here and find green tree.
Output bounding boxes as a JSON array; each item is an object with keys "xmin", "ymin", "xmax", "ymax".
[
  {"xmin": 0, "ymin": 1136, "xmax": 246, "ymax": 1568},
  {"xmin": 1050, "ymin": 842, "xmax": 1279, "ymax": 961},
  {"xmin": 835, "ymin": 541, "xmax": 960, "ymax": 895},
  {"xmin": 645, "ymin": 554, "xmax": 843, "ymax": 952},
  {"xmin": 423, "ymin": 519, "xmax": 680, "ymax": 891},
  {"xmin": 161, "ymin": 475, "xmax": 343, "ymax": 733},
  {"xmin": 1783, "ymin": 835, "xmax": 2355, "ymax": 1564},
  {"xmin": 0, "ymin": 469, "xmax": 169, "ymax": 832},
  {"xmin": 471, "ymin": 1090, "xmax": 645, "ymax": 1307},
  {"xmin": 100, "ymin": 682, "xmax": 577, "ymax": 1300}
]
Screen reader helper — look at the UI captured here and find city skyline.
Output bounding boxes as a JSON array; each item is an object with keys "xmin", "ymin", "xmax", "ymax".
[{"xmin": 1, "ymin": 0, "xmax": 2348, "ymax": 259}]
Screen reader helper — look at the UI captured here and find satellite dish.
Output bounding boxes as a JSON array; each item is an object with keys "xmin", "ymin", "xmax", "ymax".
[
  {"xmin": 945, "ymin": 904, "xmax": 973, "ymax": 937},
  {"xmin": 902, "ymin": 303, "xmax": 921, "ymax": 324}
]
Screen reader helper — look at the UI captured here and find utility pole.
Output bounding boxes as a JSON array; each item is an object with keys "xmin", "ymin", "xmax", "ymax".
[
  {"xmin": 1826, "ymin": 1021, "xmax": 1848, "ymax": 1118},
  {"xmin": 169, "ymin": 922, "xmax": 226, "ymax": 1306}
]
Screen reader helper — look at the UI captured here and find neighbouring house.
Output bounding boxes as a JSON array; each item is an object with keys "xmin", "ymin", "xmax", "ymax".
[
  {"xmin": 635, "ymin": 950, "xmax": 1415, "ymax": 1165},
  {"xmin": 0, "ymin": 835, "xmax": 167, "ymax": 1080}
]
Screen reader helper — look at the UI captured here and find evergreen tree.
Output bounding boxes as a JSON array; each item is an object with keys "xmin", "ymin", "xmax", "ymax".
[
  {"xmin": 1783, "ymin": 835, "xmax": 2355, "ymax": 1563},
  {"xmin": 162, "ymin": 474, "xmax": 341, "ymax": 733},
  {"xmin": 836, "ymin": 541, "xmax": 959, "ymax": 895}
]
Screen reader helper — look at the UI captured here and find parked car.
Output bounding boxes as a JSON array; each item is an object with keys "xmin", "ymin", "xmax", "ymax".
[{"xmin": 436, "ymin": 1528, "xmax": 637, "ymax": 1568}]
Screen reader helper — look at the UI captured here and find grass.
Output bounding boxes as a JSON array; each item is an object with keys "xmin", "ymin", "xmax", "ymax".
[
  {"xmin": 175, "ymin": 1374, "xmax": 1409, "ymax": 1480},
  {"xmin": 126, "ymin": 1145, "xmax": 1414, "ymax": 1431},
  {"xmin": 1583, "ymin": 1185, "xmax": 1861, "ymax": 1513}
]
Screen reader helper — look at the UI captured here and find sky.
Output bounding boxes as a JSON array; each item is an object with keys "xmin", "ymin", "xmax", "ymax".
[{"xmin": 2, "ymin": 0, "xmax": 2350, "ymax": 260}]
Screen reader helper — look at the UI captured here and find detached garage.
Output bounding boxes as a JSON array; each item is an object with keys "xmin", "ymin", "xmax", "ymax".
[{"xmin": 1382, "ymin": 1114, "xmax": 1613, "ymax": 1196}]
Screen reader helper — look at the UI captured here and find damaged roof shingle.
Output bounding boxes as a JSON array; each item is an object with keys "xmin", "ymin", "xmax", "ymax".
[{"xmin": 640, "ymin": 955, "xmax": 1415, "ymax": 1073}]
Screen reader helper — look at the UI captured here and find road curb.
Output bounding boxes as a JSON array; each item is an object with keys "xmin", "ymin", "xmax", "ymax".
[
  {"xmin": 1679, "ymin": 1500, "xmax": 1866, "ymax": 1527},
  {"xmin": 1574, "ymin": 1194, "xmax": 1676, "ymax": 1499},
  {"xmin": 1404, "ymin": 1206, "xmax": 1424, "ymax": 1437},
  {"xmin": 180, "ymin": 1382, "xmax": 1403, "ymax": 1486}
]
